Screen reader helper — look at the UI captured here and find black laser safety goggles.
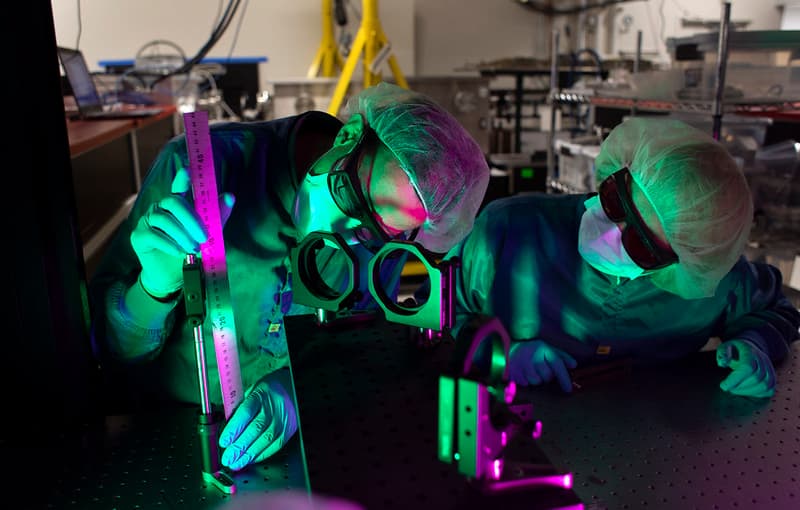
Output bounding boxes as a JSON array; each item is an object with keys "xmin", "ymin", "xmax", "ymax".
[
  {"xmin": 324, "ymin": 126, "xmax": 419, "ymax": 253},
  {"xmin": 598, "ymin": 167, "xmax": 679, "ymax": 271}
]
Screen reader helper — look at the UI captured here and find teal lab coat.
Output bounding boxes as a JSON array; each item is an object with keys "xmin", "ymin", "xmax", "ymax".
[
  {"xmin": 448, "ymin": 193, "xmax": 799, "ymax": 365},
  {"xmin": 90, "ymin": 111, "xmax": 404, "ymax": 406}
]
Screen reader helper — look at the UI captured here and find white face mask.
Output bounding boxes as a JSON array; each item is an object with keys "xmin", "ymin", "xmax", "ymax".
[
  {"xmin": 578, "ymin": 195, "xmax": 645, "ymax": 280},
  {"xmin": 292, "ymin": 172, "xmax": 361, "ymax": 245}
]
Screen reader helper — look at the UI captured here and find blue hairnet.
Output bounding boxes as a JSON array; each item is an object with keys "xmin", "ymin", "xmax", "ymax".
[
  {"xmin": 594, "ymin": 117, "xmax": 753, "ymax": 299},
  {"xmin": 344, "ymin": 82, "xmax": 490, "ymax": 253}
]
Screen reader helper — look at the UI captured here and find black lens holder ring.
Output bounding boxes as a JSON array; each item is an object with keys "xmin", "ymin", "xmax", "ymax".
[
  {"xmin": 290, "ymin": 231, "xmax": 360, "ymax": 312},
  {"xmin": 367, "ymin": 240, "xmax": 460, "ymax": 332}
]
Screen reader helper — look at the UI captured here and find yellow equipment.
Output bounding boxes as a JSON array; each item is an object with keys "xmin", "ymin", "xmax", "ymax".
[
  {"xmin": 307, "ymin": 0, "xmax": 345, "ymax": 78},
  {"xmin": 322, "ymin": 0, "xmax": 409, "ymax": 116}
]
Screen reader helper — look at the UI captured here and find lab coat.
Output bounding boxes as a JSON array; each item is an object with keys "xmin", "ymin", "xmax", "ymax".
[
  {"xmin": 90, "ymin": 111, "xmax": 405, "ymax": 406},
  {"xmin": 447, "ymin": 193, "xmax": 799, "ymax": 365}
]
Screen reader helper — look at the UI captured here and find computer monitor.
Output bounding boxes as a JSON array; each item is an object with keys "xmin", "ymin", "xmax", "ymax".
[{"xmin": 58, "ymin": 46, "xmax": 105, "ymax": 111}]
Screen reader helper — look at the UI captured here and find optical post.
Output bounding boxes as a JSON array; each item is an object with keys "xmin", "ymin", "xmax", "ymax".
[
  {"xmin": 183, "ymin": 254, "xmax": 236, "ymax": 494},
  {"xmin": 439, "ymin": 315, "xmax": 573, "ymax": 493}
]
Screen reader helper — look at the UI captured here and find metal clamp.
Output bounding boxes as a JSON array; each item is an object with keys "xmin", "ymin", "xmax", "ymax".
[
  {"xmin": 368, "ymin": 240, "xmax": 460, "ymax": 345},
  {"xmin": 290, "ymin": 231, "xmax": 365, "ymax": 325},
  {"xmin": 438, "ymin": 315, "xmax": 573, "ymax": 493},
  {"xmin": 182, "ymin": 254, "xmax": 236, "ymax": 495}
]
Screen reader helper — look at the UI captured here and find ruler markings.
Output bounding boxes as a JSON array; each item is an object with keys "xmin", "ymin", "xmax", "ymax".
[{"xmin": 183, "ymin": 110, "xmax": 244, "ymax": 420}]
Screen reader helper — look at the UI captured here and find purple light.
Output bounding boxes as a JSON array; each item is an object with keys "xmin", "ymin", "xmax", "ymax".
[
  {"xmin": 532, "ymin": 420, "xmax": 543, "ymax": 439},
  {"xmin": 491, "ymin": 459, "xmax": 503, "ymax": 480},
  {"xmin": 501, "ymin": 430, "xmax": 508, "ymax": 447},
  {"xmin": 504, "ymin": 381, "xmax": 516, "ymax": 404},
  {"xmin": 484, "ymin": 472, "xmax": 575, "ymax": 493}
]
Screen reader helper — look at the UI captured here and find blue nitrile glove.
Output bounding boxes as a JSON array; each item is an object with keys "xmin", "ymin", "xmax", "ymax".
[
  {"xmin": 716, "ymin": 339, "xmax": 776, "ymax": 398},
  {"xmin": 219, "ymin": 374, "xmax": 298, "ymax": 471},
  {"xmin": 508, "ymin": 340, "xmax": 577, "ymax": 393},
  {"xmin": 130, "ymin": 167, "xmax": 235, "ymax": 298}
]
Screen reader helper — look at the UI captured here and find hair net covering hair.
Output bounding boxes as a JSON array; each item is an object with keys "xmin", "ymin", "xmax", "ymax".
[
  {"xmin": 594, "ymin": 117, "xmax": 753, "ymax": 299},
  {"xmin": 344, "ymin": 82, "xmax": 490, "ymax": 253}
]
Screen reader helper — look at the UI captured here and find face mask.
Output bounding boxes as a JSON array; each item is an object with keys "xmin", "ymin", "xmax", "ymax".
[
  {"xmin": 578, "ymin": 195, "xmax": 646, "ymax": 280},
  {"xmin": 293, "ymin": 172, "xmax": 361, "ymax": 244}
]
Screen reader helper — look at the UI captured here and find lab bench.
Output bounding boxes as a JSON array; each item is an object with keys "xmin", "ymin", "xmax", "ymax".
[
  {"xmin": 22, "ymin": 313, "xmax": 799, "ymax": 509},
  {"xmin": 66, "ymin": 106, "xmax": 178, "ymax": 277},
  {"xmin": 284, "ymin": 316, "xmax": 800, "ymax": 510}
]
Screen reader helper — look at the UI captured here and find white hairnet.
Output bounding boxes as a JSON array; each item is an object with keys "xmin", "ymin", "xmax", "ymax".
[
  {"xmin": 594, "ymin": 117, "xmax": 753, "ymax": 299},
  {"xmin": 344, "ymin": 82, "xmax": 490, "ymax": 253}
]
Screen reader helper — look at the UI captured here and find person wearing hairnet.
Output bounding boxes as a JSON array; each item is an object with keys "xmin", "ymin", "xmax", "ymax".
[
  {"xmin": 89, "ymin": 82, "xmax": 490, "ymax": 471},
  {"xmin": 448, "ymin": 117, "xmax": 799, "ymax": 398}
]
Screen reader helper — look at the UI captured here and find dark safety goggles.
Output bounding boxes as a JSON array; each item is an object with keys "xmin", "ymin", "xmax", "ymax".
[
  {"xmin": 326, "ymin": 126, "xmax": 419, "ymax": 253},
  {"xmin": 597, "ymin": 167, "xmax": 678, "ymax": 270}
]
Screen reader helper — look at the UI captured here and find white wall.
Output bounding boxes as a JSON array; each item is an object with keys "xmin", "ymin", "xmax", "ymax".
[
  {"xmin": 50, "ymin": 0, "xmax": 417, "ymax": 90},
  {"xmin": 51, "ymin": 0, "xmax": 783, "ymax": 88},
  {"xmin": 49, "ymin": 0, "xmax": 553, "ymax": 85},
  {"xmin": 781, "ymin": 0, "xmax": 800, "ymax": 28},
  {"xmin": 413, "ymin": 0, "xmax": 550, "ymax": 74}
]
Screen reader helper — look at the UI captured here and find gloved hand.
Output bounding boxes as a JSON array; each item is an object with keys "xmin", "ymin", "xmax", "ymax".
[
  {"xmin": 219, "ymin": 375, "xmax": 298, "ymax": 471},
  {"xmin": 508, "ymin": 340, "xmax": 577, "ymax": 393},
  {"xmin": 130, "ymin": 167, "xmax": 235, "ymax": 298},
  {"xmin": 716, "ymin": 339, "xmax": 776, "ymax": 398}
]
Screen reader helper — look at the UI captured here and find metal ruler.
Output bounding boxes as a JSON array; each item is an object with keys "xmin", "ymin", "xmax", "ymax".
[{"xmin": 183, "ymin": 110, "xmax": 244, "ymax": 420}]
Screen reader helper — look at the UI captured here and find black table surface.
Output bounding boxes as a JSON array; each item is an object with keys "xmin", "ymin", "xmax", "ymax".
[
  {"xmin": 284, "ymin": 314, "xmax": 799, "ymax": 510},
  {"xmin": 19, "ymin": 313, "xmax": 798, "ymax": 510},
  {"xmin": 22, "ymin": 404, "xmax": 308, "ymax": 509}
]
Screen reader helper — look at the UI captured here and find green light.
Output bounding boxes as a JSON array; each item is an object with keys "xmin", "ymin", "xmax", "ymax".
[
  {"xmin": 520, "ymin": 167, "xmax": 534, "ymax": 179},
  {"xmin": 454, "ymin": 452, "xmax": 461, "ymax": 461},
  {"xmin": 561, "ymin": 263, "xmax": 596, "ymax": 342},
  {"xmin": 440, "ymin": 434, "xmax": 451, "ymax": 459},
  {"xmin": 508, "ymin": 244, "xmax": 540, "ymax": 339},
  {"xmin": 438, "ymin": 377, "xmax": 455, "ymax": 463}
]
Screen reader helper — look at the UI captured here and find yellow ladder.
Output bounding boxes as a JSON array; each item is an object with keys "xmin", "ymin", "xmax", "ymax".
[
  {"xmin": 324, "ymin": 0, "xmax": 408, "ymax": 116},
  {"xmin": 307, "ymin": 0, "xmax": 344, "ymax": 78}
]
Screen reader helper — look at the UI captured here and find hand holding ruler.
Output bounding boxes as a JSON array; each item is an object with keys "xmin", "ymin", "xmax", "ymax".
[{"xmin": 183, "ymin": 110, "xmax": 244, "ymax": 420}]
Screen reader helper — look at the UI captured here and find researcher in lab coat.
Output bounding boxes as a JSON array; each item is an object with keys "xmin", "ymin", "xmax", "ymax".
[
  {"xmin": 448, "ymin": 117, "xmax": 799, "ymax": 397},
  {"xmin": 90, "ymin": 82, "xmax": 490, "ymax": 470}
]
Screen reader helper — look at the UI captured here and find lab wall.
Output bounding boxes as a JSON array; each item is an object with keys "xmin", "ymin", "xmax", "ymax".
[
  {"xmin": 51, "ymin": 0, "xmax": 783, "ymax": 90},
  {"xmin": 49, "ymin": 0, "xmax": 554, "ymax": 85},
  {"xmin": 51, "ymin": 0, "xmax": 416, "ymax": 90}
]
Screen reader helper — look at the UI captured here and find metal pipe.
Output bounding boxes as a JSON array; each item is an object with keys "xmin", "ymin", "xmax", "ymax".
[
  {"xmin": 194, "ymin": 325, "xmax": 212, "ymax": 415},
  {"xmin": 549, "ymin": 29, "xmax": 559, "ymax": 95},
  {"xmin": 547, "ymin": 29, "xmax": 559, "ymax": 183},
  {"xmin": 712, "ymin": 2, "xmax": 732, "ymax": 141},
  {"xmin": 185, "ymin": 253, "xmax": 212, "ymax": 416},
  {"xmin": 514, "ymin": 75, "xmax": 523, "ymax": 153},
  {"xmin": 634, "ymin": 30, "xmax": 642, "ymax": 74}
]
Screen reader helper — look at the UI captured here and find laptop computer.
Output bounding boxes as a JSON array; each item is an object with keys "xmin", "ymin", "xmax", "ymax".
[{"xmin": 58, "ymin": 46, "xmax": 165, "ymax": 120}]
